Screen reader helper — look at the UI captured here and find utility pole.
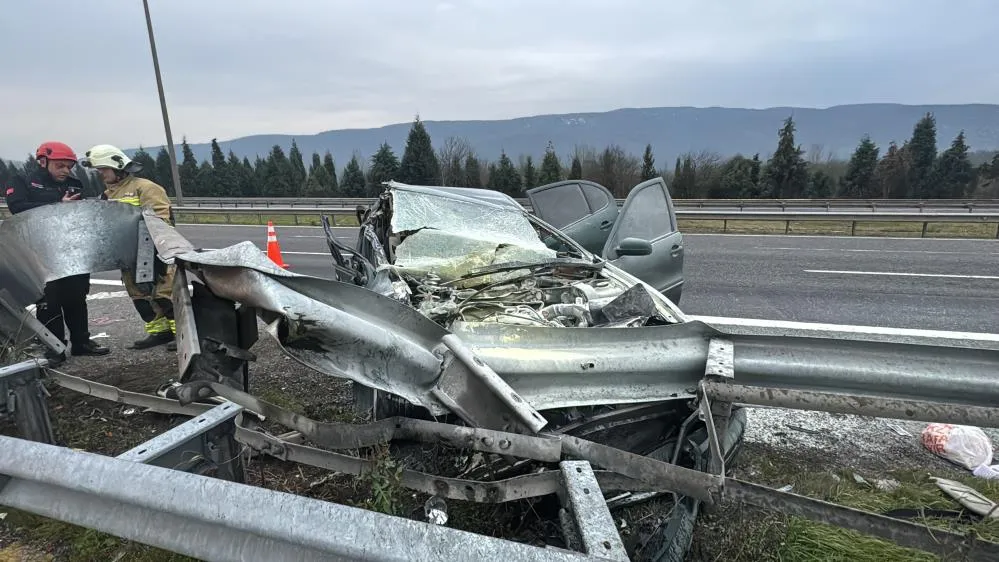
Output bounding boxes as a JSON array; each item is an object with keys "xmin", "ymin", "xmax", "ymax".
[{"xmin": 142, "ymin": 0, "xmax": 184, "ymax": 204}]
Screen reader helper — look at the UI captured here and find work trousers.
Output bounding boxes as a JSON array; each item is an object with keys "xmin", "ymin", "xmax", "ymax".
[
  {"xmin": 36, "ymin": 274, "xmax": 92, "ymax": 347},
  {"xmin": 121, "ymin": 263, "xmax": 176, "ymax": 335}
]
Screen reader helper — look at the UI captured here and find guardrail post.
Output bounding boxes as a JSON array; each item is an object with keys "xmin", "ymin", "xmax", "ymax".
[
  {"xmin": 784, "ymin": 220, "xmax": 790, "ymax": 235},
  {"xmin": 850, "ymin": 221, "xmax": 857, "ymax": 236},
  {"xmin": 0, "ymin": 360, "xmax": 56, "ymax": 444},
  {"xmin": 921, "ymin": 222, "xmax": 929, "ymax": 238}
]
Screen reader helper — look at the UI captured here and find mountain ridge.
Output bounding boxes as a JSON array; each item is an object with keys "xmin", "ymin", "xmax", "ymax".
[{"xmin": 129, "ymin": 103, "xmax": 999, "ymax": 167}]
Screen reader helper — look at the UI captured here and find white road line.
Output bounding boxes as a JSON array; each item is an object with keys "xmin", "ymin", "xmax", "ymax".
[
  {"xmin": 761, "ymin": 247, "xmax": 999, "ymax": 255},
  {"xmin": 804, "ymin": 269, "xmax": 999, "ymax": 280},
  {"xmin": 690, "ymin": 315, "xmax": 999, "ymax": 342},
  {"xmin": 688, "ymin": 233, "xmax": 997, "ymax": 242}
]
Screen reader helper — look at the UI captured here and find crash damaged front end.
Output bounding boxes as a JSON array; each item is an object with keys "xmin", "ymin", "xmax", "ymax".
[{"xmin": 3, "ymin": 198, "xmax": 999, "ymax": 560}]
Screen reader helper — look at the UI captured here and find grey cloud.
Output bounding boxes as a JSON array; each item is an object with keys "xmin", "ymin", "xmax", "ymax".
[{"xmin": 0, "ymin": 0, "xmax": 996, "ymax": 158}]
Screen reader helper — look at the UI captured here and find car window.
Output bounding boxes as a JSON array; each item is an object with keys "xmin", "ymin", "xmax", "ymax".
[
  {"xmin": 530, "ymin": 184, "xmax": 589, "ymax": 229},
  {"xmin": 580, "ymin": 182, "xmax": 612, "ymax": 212},
  {"xmin": 613, "ymin": 183, "xmax": 675, "ymax": 242}
]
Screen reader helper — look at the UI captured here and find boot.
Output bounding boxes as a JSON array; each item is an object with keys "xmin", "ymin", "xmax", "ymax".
[
  {"xmin": 130, "ymin": 332, "xmax": 175, "ymax": 350},
  {"xmin": 72, "ymin": 339, "xmax": 111, "ymax": 357},
  {"xmin": 167, "ymin": 340, "xmax": 177, "ymax": 352},
  {"xmin": 44, "ymin": 349, "xmax": 67, "ymax": 367}
]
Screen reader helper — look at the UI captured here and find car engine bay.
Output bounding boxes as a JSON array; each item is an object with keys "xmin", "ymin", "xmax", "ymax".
[{"xmin": 328, "ymin": 186, "xmax": 672, "ymax": 331}]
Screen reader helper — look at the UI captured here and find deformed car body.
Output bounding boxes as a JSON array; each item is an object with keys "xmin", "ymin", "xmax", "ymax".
[{"xmin": 325, "ymin": 180, "xmax": 687, "ymax": 338}]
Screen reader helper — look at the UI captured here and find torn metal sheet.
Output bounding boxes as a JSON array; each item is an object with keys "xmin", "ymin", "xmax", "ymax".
[{"xmin": 0, "ymin": 200, "xmax": 148, "ymax": 307}]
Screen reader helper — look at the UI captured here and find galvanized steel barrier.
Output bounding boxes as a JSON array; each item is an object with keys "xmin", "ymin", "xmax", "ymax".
[{"xmin": 154, "ymin": 206, "xmax": 999, "ymax": 238}]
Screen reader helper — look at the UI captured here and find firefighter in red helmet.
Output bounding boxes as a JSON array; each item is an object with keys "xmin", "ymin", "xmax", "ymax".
[{"xmin": 3, "ymin": 141, "xmax": 110, "ymax": 363}]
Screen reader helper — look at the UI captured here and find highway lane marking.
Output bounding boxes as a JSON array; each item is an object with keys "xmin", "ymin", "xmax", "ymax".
[
  {"xmin": 690, "ymin": 315, "xmax": 999, "ymax": 342},
  {"xmin": 762, "ymin": 246, "xmax": 999, "ymax": 255},
  {"xmin": 804, "ymin": 269, "xmax": 999, "ymax": 280}
]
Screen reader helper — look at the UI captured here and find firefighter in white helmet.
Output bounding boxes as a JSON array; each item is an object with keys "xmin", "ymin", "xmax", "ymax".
[{"xmin": 81, "ymin": 144, "xmax": 178, "ymax": 351}]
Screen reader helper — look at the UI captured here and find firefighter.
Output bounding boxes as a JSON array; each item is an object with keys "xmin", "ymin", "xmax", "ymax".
[
  {"xmin": 4, "ymin": 142, "xmax": 110, "ymax": 363},
  {"xmin": 80, "ymin": 144, "xmax": 177, "ymax": 351}
]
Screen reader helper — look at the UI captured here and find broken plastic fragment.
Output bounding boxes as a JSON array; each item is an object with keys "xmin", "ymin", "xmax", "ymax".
[{"xmin": 424, "ymin": 495, "xmax": 448, "ymax": 525}]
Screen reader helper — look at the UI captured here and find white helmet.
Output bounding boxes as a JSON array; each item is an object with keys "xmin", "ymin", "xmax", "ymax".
[{"xmin": 81, "ymin": 144, "xmax": 132, "ymax": 170}]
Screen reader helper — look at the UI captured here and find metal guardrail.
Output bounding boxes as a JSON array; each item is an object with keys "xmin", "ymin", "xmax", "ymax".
[
  {"xmin": 6, "ymin": 197, "xmax": 999, "ymax": 212},
  {"xmin": 0, "ymin": 434, "xmax": 611, "ymax": 561},
  {"xmin": 151, "ymin": 206, "xmax": 999, "ymax": 237}
]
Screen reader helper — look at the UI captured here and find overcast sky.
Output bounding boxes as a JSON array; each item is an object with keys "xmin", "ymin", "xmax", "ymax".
[{"xmin": 1, "ymin": 0, "xmax": 995, "ymax": 159}]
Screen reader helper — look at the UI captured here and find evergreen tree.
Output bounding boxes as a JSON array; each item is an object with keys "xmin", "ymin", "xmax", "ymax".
[
  {"xmin": 305, "ymin": 165, "xmax": 335, "ymax": 197},
  {"xmin": 522, "ymin": 156, "xmax": 537, "ymax": 189},
  {"xmin": 640, "ymin": 144, "xmax": 656, "ymax": 181},
  {"xmin": 154, "ymin": 148, "xmax": 175, "ymax": 195},
  {"xmin": 568, "ymin": 156, "xmax": 583, "ymax": 180},
  {"xmin": 838, "ymin": 135, "xmax": 880, "ymax": 198},
  {"xmin": 131, "ymin": 147, "xmax": 158, "ymax": 184},
  {"xmin": 340, "ymin": 155, "xmax": 366, "ymax": 197},
  {"xmin": 179, "ymin": 138, "xmax": 201, "ymax": 196},
  {"xmin": 206, "ymin": 138, "xmax": 239, "ymax": 196},
  {"xmin": 873, "ymin": 142, "xmax": 909, "ymax": 198},
  {"xmin": 671, "ymin": 155, "xmax": 698, "ymax": 198},
  {"xmin": 906, "ymin": 113, "xmax": 938, "ymax": 198},
  {"xmin": 716, "ymin": 156, "xmax": 755, "ymax": 198},
  {"xmin": 464, "ymin": 154, "xmax": 482, "ymax": 188},
  {"xmin": 322, "ymin": 151, "xmax": 338, "ymax": 191},
  {"xmin": 367, "ymin": 142, "xmax": 400, "ymax": 196},
  {"xmin": 288, "ymin": 139, "xmax": 308, "ymax": 194},
  {"xmin": 310, "ymin": 152, "xmax": 322, "ymax": 175},
  {"xmin": 0, "ymin": 158, "xmax": 8, "ymax": 186},
  {"xmin": 398, "ymin": 116, "xmax": 440, "ymax": 185},
  {"xmin": 749, "ymin": 153, "xmax": 762, "ymax": 189},
  {"xmin": 263, "ymin": 145, "xmax": 293, "ymax": 197},
  {"xmin": 805, "ymin": 169, "xmax": 834, "ymax": 198},
  {"xmin": 487, "ymin": 151, "xmax": 522, "ymax": 196},
  {"xmin": 539, "ymin": 141, "xmax": 562, "ymax": 184},
  {"xmin": 197, "ymin": 160, "xmax": 214, "ymax": 196},
  {"xmin": 22, "ymin": 153, "xmax": 39, "ymax": 178},
  {"xmin": 763, "ymin": 116, "xmax": 809, "ymax": 198},
  {"xmin": 240, "ymin": 156, "xmax": 259, "ymax": 196},
  {"xmin": 933, "ymin": 131, "xmax": 973, "ymax": 198}
]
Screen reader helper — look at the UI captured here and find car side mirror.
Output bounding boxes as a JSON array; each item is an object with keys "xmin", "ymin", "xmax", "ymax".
[{"xmin": 614, "ymin": 237, "xmax": 652, "ymax": 256}]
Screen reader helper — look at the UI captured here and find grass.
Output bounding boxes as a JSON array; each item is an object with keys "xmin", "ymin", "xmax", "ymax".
[
  {"xmin": 706, "ymin": 447, "xmax": 999, "ymax": 562},
  {"xmin": 1, "ymin": 510, "xmax": 196, "ymax": 562},
  {"xmin": 172, "ymin": 212, "xmax": 359, "ymax": 228},
  {"xmin": 678, "ymin": 218, "xmax": 998, "ymax": 238}
]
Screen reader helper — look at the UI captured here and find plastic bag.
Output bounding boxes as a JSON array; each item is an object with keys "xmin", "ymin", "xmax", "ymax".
[{"xmin": 921, "ymin": 423, "xmax": 994, "ymax": 471}]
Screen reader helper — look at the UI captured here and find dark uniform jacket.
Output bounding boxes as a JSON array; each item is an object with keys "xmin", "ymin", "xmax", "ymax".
[{"xmin": 5, "ymin": 168, "xmax": 85, "ymax": 214}]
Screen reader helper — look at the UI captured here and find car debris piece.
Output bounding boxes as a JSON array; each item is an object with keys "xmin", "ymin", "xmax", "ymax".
[{"xmin": 932, "ymin": 477, "xmax": 999, "ymax": 519}]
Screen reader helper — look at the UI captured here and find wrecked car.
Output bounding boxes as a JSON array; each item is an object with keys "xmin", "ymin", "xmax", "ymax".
[{"xmin": 324, "ymin": 180, "xmax": 686, "ymax": 332}]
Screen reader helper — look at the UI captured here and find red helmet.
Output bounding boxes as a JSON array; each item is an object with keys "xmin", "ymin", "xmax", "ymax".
[{"xmin": 35, "ymin": 141, "xmax": 78, "ymax": 163}]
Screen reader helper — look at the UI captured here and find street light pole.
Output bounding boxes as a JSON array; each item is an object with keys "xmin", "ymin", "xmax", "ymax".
[{"xmin": 142, "ymin": 0, "xmax": 184, "ymax": 204}]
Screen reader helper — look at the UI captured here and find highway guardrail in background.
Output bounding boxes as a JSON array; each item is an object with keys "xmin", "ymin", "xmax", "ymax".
[
  {"xmin": 2, "ymin": 205, "xmax": 998, "ymax": 238},
  {"xmin": 5, "ymin": 197, "xmax": 999, "ymax": 213},
  {"xmin": 168, "ymin": 207, "xmax": 999, "ymax": 238}
]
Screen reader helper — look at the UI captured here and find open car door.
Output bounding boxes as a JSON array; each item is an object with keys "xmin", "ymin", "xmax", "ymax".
[
  {"xmin": 600, "ymin": 178, "xmax": 684, "ymax": 304},
  {"xmin": 526, "ymin": 180, "xmax": 619, "ymax": 255}
]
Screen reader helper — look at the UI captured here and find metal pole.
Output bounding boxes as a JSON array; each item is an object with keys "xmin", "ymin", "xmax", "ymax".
[{"xmin": 142, "ymin": 0, "xmax": 184, "ymax": 204}]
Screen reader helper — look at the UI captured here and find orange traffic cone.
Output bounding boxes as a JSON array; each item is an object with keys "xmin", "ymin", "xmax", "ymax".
[{"xmin": 266, "ymin": 221, "xmax": 289, "ymax": 269}]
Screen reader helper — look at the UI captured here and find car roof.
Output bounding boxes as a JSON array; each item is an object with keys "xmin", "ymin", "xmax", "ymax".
[{"xmin": 383, "ymin": 181, "xmax": 524, "ymax": 210}]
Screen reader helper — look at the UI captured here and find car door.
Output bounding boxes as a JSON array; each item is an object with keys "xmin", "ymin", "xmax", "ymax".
[
  {"xmin": 526, "ymin": 180, "xmax": 619, "ymax": 255},
  {"xmin": 601, "ymin": 177, "xmax": 685, "ymax": 303}
]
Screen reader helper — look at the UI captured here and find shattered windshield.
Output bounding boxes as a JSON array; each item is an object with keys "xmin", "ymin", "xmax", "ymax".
[{"xmin": 387, "ymin": 187, "xmax": 558, "ymax": 282}]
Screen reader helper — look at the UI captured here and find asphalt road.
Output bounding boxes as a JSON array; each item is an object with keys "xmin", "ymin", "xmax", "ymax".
[{"xmin": 89, "ymin": 224, "xmax": 999, "ymax": 334}]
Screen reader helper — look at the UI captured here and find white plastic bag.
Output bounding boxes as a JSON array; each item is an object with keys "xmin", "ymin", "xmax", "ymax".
[{"xmin": 921, "ymin": 423, "xmax": 994, "ymax": 471}]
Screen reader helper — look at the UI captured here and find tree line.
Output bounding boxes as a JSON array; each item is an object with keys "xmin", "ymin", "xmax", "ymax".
[{"xmin": 2, "ymin": 114, "xmax": 997, "ymax": 200}]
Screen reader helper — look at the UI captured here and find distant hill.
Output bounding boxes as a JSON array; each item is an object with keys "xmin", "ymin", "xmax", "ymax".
[{"xmin": 130, "ymin": 103, "xmax": 999, "ymax": 166}]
